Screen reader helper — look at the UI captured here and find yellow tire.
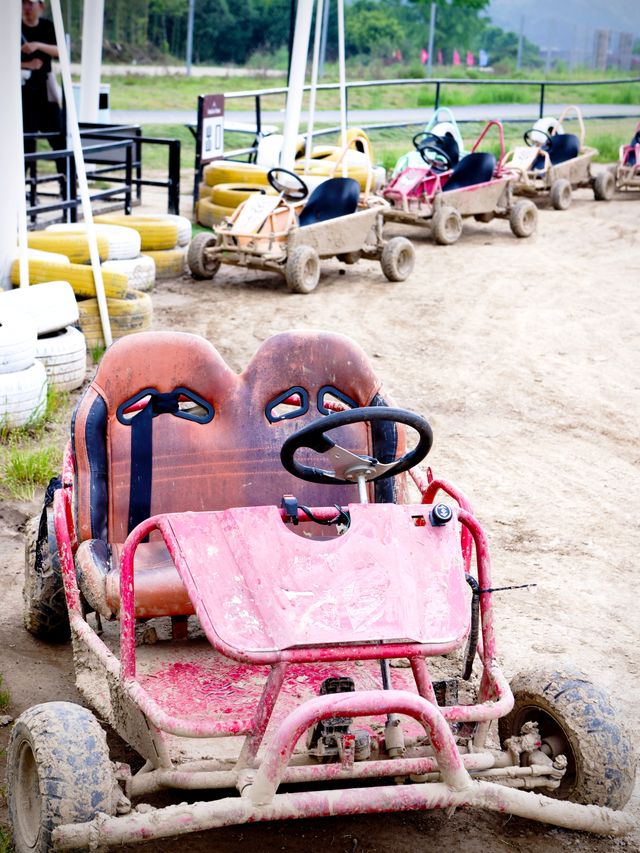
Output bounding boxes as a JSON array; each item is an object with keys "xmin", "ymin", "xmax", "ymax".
[
  {"xmin": 77, "ymin": 290, "xmax": 152, "ymax": 348},
  {"xmin": 203, "ymin": 160, "xmax": 269, "ymax": 188},
  {"xmin": 11, "ymin": 259, "xmax": 128, "ymax": 300},
  {"xmin": 210, "ymin": 183, "xmax": 276, "ymax": 209},
  {"xmin": 93, "ymin": 215, "xmax": 179, "ymax": 251},
  {"xmin": 26, "ymin": 232, "xmax": 109, "ymax": 265},
  {"xmin": 134, "ymin": 214, "xmax": 192, "ymax": 247},
  {"xmin": 142, "ymin": 248, "xmax": 185, "ymax": 280},
  {"xmin": 17, "ymin": 248, "xmax": 71, "ymax": 266},
  {"xmin": 198, "ymin": 181, "xmax": 212, "ymax": 200},
  {"xmin": 196, "ymin": 198, "xmax": 235, "ymax": 228}
]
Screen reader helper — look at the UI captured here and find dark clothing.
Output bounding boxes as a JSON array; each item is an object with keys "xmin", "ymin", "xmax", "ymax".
[{"xmin": 21, "ymin": 17, "xmax": 66, "ymax": 194}]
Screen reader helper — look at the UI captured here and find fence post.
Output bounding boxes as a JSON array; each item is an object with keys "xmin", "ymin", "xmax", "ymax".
[
  {"xmin": 68, "ymin": 153, "xmax": 77, "ymax": 223},
  {"xmin": 538, "ymin": 83, "xmax": 545, "ymax": 118},
  {"xmin": 434, "ymin": 80, "xmax": 441, "ymax": 110},
  {"xmin": 168, "ymin": 139, "xmax": 181, "ymax": 214},
  {"xmin": 124, "ymin": 143, "xmax": 132, "ymax": 215}
]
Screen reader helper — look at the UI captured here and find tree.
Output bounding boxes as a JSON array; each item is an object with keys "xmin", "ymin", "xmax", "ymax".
[{"xmin": 410, "ymin": 0, "xmax": 491, "ymax": 59}]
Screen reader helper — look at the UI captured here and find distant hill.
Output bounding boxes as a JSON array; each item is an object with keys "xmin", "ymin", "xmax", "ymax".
[{"xmin": 489, "ymin": 0, "xmax": 639, "ymax": 53}]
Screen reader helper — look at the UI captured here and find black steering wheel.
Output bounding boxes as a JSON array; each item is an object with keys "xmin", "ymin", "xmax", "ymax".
[
  {"xmin": 267, "ymin": 167, "xmax": 309, "ymax": 201},
  {"xmin": 280, "ymin": 407, "xmax": 433, "ymax": 485},
  {"xmin": 524, "ymin": 128, "xmax": 551, "ymax": 147},
  {"xmin": 632, "ymin": 131, "xmax": 640, "ymax": 145},
  {"xmin": 412, "ymin": 131, "xmax": 455, "ymax": 170}
]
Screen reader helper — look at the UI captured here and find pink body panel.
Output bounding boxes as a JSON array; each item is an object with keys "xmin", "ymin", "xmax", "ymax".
[{"xmin": 160, "ymin": 503, "xmax": 469, "ymax": 656}]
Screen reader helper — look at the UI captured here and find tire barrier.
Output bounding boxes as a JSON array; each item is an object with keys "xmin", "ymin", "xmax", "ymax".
[
  {"xmin": 142, "ymin": 248, "xmax": 185, "ymax": 280},
  {"xmin": 203, "ymin": 160, "xmax": 270, "ymax": 187},
  {"xmin": 0, "ymin": 359, "xmax": 47, "ymax": 428},
  {"xmin": 77, "ymin": 289, "xmax": 152, "ymax": 349},
  {"xmin": 11, "ymin": 259, "xmax": 129, "ymax": 300},
  {"xmin": 94, "ymin": 215, "xmax": 179, "ymax": 252},
  {"xmin": 0, "ymin": 312, "xmax": 37, "ymax": 375},
  {"xmin": 102, "ymin": 256, "xmax": 156, "ymax": 293},
  {"xmin": 46, "ymin": 224, "xmax": 142, "ymax": 260},
  {"xmin": 35, "ymin": 326, "xmax": 87, "ymax": 392},
  {"xmin": 27, "ymin": 232, "xmax": 109, "ymax": 265},
  {"xmin": 0, "ymin": 281, "xmax": 78, "ymax": 335},
  {"xmin": 210, "ymin": 183, "xmax": 276, "ymax": 209},
  {"xmin": 135, "ymin": 214, "xmax": 192, "ymax": 247}
]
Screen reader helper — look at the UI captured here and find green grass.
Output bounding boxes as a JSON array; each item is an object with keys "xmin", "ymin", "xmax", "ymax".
[
  {"xmin": 0, "ymin": 826, "xmax": 13, "ymax": 853},
  {"xmin": 2, "ymin": 445, "xmax": 61, "ymax": 501},
  {"xmin": 0, "ymin": 386, "xmax": 68, "ymax": 443},
  {"xmin": 0, "ymin": 673, "xmax": 9, "ymax": 712}
]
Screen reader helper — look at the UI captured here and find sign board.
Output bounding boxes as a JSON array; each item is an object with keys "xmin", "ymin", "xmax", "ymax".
[{"xmin": 198, "ymin": 94, "xmax": 224, "ymax": 165}]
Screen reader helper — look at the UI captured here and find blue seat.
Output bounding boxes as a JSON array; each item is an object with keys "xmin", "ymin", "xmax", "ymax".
[
  {"xmin": 298, "ymin": 178, "xmax": 360, "ymax": 227},
  {"xmin": 442, "ymin": 152, "xmax": 496, "ymax": 193},
  {"xmin": 533, "ymin": 133, "xmax": 580, "ymax": 170}
]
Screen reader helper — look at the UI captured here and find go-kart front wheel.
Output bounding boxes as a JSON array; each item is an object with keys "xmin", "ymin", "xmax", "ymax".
[
  {"xmin": 187, "ymin": 232, "xmax": 221, "ymax": 280},
  {"xmin": 499, "ymin": 669, "xmax": 636, "ymax": 810},
  {"xmin": 509, "ymin": 200, "xmax": 538, "ymax": 239},
  {"xmin": 285, "ymin": 245, "xmax": 321, "ymax": 294},
  {"xmin": 550, "ymin": 179, "xmax": 572, "ymax": 210},
  {"xmin": 593, "ymin": 170, "xmax": 615, "ymax": 201},
  {"xmin": 7, "ymin": 702, "xmax": 118, "ymax": 853},
  {"xmin": 380, "ymin": 237, "xmax": 415, "ymax": 282},
  {"xmin": 23, "ymin": 505, "xmax": 69, "ymax": 643},
  {"xmin": 431, "ymin": 205, "xmax": 463, "ymax": 245}
]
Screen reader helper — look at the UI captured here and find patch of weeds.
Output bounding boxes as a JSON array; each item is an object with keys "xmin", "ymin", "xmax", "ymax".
[
  {"xmin": 0, "ymin": 827, "xmax": 14, "ymax": 853},
  {"xmin": 0, "ymin": 386, "xmax": 69, "ymax": 444},
  {"xmin": 2, "ymin": 445, "xmax": 61, "ymax": 501},
  {"xmin": 90, "ymin": 344, "xmax": 105, "ymax": 364},
  {"xmin": 0, "ymin": 673, "xmax": 10, "ymax": 712}
]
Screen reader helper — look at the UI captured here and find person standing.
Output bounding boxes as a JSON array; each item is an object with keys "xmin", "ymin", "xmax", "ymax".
[{"xmin": 21, "ymin": 0, "xmax": 66, "ymax": 195}]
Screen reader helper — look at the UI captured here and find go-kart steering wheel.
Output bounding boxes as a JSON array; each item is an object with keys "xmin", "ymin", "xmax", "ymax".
[
  {"xmin": 267, "ymin": 167, "xmax": 309, "ymax": 201},
  {"xmin": 412, "ymin": 132, "xmax": 455, "ymax": 170},
  {"xmin": 280, "ymin": 406, "xmax": 433, "ymax": 485},
  {"xmin": 633, "ymin": 131, "xmax": 640, "ymax": 145},
  {"xmin": 524, "ymin": 129, "xmax": 551, "ymax": 147}
]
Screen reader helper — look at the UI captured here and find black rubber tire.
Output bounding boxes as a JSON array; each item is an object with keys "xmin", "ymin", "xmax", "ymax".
[
  {"xmin": 431, "ymin": 205, "xmax": 463, "ymax": 245},
  {"xmin": 380, "ymin": 237, "xmax": 415, "ymax": 282},
  {"xmin": 187, "ymin": 231, "xmax": 221, "ymax": 280},
  {"xmin": 593, "ymin": 170, "xmax": 615, "ymax": 201},
  {"xmin": 23, "ymin": 508, "xmax": 70, "ymax": 643},
  {"xmin": 550, "ymin": 179, "xmax": 572, "ymax": 210},
  {"xmin": 285, "ymin": 245, "xmax": 321, "ymax": 294},
  {"xmin": 509, "ymin": 200, "xmax": 538, "ymax": 238},
  {"xmin": 499, "ymin": 668, "xmax": 636, "ymax": 810},
  {"xmin": 7, "ymin": 702, "xmax": 117, "ymax": 853},
  {"xmin": 473, "ymin": 212, "xmax": 494, "ymax": 223}
]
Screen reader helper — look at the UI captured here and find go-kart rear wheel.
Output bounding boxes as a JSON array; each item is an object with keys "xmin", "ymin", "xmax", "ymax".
[
  {"xmin": 187, "ymin": 232, "xmax": 221, "ymax": 280},
  {"xmin": 432, "ymin": 205, "xmax": 463, "ymax": 245},
  {"xmin": 498, "ymin": 669, "xmax": 636, "ymax": 810},
  {"xmin": 593, "ymin": 170, "xmax": 615, "ymax": 201},
  {"xmin": 550, "ymin": 179, "xmax": 572, "ymax": 210},
  {"xmin": 7, "ymin": 702, "xmax": 117, "ymax": 853},
  {"xmin": 509, "ymin": 200, "xmax": 538, "ymax": 238},
  {"xmin": 23, "ymin": 505, "xmax": 70, "ymax": 643},
  {"xmin": 285, "ymin": 245, "xmax": 321, "ymax": 294},
  {"xmin": 380, "ymin": 237, "xmax": 415, "ymax": 282}
]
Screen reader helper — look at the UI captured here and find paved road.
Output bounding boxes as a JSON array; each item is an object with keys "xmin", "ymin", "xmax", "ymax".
[{"xmin": 111, "ymin": 102, "xmax": 640, "ymax": 130}]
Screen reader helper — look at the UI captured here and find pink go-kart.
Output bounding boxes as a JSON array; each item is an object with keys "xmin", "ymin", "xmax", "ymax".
[
  {"xmin": 612, "ymin": 122, "xmax": 640, "ymax": 192},
  {"xmin": 8, "ymin": 330, "xmax": 635, "ymax": 851},
  {"xmin": 382, "ymin": 120, "xmax": 538, "ymax": 244}
]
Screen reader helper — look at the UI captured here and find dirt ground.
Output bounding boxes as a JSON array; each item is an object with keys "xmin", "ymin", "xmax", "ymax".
[{"xmin": 1, "ymin": 184, "xmax": 639, "ymax": 852}]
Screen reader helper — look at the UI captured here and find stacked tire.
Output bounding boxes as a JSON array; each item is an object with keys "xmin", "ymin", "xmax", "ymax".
[
  {"xmin": 0, "ymin": 282, "xmax": 86, "ymax": 404},
  {"xmin": 197, "ymin": 161, "xmax": 272, "ymax": 227},
  {"xmin": 43, "ymin": 222, "xmax": 158, "ymax": 348},
  {"xmin": 94, "ymin": 213, "xmax": 191, "ymax": 281}
]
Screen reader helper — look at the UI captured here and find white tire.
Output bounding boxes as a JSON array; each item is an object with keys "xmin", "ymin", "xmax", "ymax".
[
  {"xmin": 142, "ymin": 248, "xmax": 185, "ymax": 280},
  {"xmin": 0, "ymin": 360, "xmax": 47, "ymax": 427},
  {"xmin": 102, "ymin": 256, "xmax": 156, "ymax": 292},
  {"xmin": 46, "ymin": 223, "xmax": 141, "ymax": 260},
  {"xmin": 0, "ymin": 281, "xmax": 78, "ymax": 335},
  {"xmin": 18, "ymin": 248, "xmax": 71, "ymax": 266},
  {"xmin": 35, "ymin": 326, "xmax": 87, "ymax": 392},
  {"xmin": 0, "ymin": 312, "xmax": 37, "ymax": 375},
  {"xmin": 135, "ymin": 214, "xmax": 192, "ymax": 247}
]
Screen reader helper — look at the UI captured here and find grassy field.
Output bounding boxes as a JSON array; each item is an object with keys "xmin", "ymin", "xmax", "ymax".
[{"xmin": 107, "ymin": 67, "xmax": 640, "ymax": 115}]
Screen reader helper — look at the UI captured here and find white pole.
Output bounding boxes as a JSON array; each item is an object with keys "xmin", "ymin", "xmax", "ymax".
[
  {"xmin": 0, "ymin": 4, "xmax": 23, "ymax": 290},
  {"xmin": 337, "ymin": 0, "xmax": 347, "ymax": 175},
  {"xmin": 50, "ymin": 0, "xmax": 112, "ymax": 346},
  {"xmin": 186, "ymin": 0, "xmax": 196, "ymax": 76},
  {"xmin": 281, "ymin": 0, "xmax": 313, "ymax": 171},
  {"xmin": 304, "ymin": 0, "xmax": 324, "ymax": 171},
  {"xmin": 427, "ymin": 3, "xmax": 436, "ymax": 77},
  {"xmin": 16, "ymin": 90, "xmax": 30, "ymax": 291},
  {"xmin": 79, "ymin": 0, "xmax": 105, "ymax": 123}
]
